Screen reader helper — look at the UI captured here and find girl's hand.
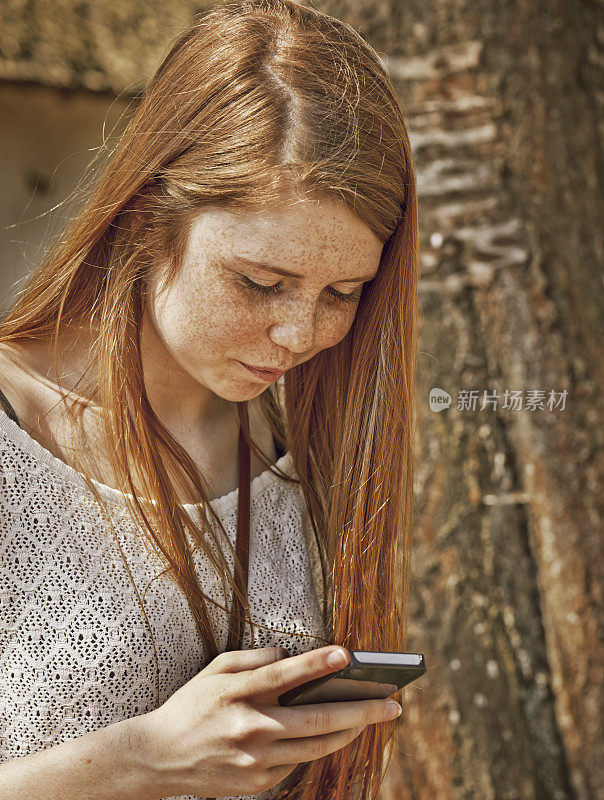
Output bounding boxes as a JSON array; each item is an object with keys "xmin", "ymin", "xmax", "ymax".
[{"xmin": 134, "ymin": 645, "xmax": 402, "ymax": 799}]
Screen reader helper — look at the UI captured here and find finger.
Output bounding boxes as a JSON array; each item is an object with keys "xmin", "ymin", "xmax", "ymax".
[
  {"xmin": 267, "ymin": 697, "xmax": 401, "ymax": 739},
  {"xmin": 235, "ymin": 646, "xmax": 350, "ymax": 703},
  {"xmin": 202, "ymin": 647, "xmax": 289, "ymax": 676},
  {"xmin": 271, "ymin": 725, "xmax": 365, "ymax": 765}
]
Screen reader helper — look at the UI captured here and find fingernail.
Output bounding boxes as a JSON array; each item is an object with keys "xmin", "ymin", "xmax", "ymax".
[
  {"xmin": 385, "ymin": 700, "xmax": 402, "ymax": 718},
  {"xmin": 327, "ymin": 648, "xmax": 348, "ymax": 668}
]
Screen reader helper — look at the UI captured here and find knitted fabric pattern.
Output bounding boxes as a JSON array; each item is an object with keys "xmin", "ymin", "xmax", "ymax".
[{"xmin": 0, "ymin": 408, "xmax": 326, "ymax": 800}]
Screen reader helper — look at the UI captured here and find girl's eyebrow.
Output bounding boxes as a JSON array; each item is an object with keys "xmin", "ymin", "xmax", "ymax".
[{"xmin": 224, "ymin": 254, "xmax": 376, "ymax": 283}]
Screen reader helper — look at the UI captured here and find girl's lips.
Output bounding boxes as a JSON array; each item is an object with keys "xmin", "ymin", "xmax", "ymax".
[{"xmin": 238, "ymin": 361, "xmax": 285, "ymax": 381}]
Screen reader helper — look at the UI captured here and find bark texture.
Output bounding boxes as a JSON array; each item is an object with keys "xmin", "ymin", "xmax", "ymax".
[{"xmin": 0, "ymin": 1, "xmax": 602, "ymax": 798}]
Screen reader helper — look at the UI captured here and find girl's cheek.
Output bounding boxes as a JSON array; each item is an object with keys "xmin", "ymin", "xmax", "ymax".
[
  {"xmin": 316, "ymin": 308, "xmax": 357, "ymax": 349},
  {"xmin": 186, "ymin": 281, "xmax": 242, "ymax": 326},
  {"xmin": 216, "ymin": 297, "xmax": 265, "ymax": 337},
  {"xmin": 209, "ymin": 294, "xmax": 269, "ymax": 343}
]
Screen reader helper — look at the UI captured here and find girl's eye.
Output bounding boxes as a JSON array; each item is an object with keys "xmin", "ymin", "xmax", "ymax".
[{"xmin": 239, "ymin": 275, "xmax": 362, "ymax": 305}]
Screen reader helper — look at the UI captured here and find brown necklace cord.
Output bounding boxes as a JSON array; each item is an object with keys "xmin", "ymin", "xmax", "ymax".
[{"xmin": 225, "ymin": 400, "xmax": 251, "ymax": 652}]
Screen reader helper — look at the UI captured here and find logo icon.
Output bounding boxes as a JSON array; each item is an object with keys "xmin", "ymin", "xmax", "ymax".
[{"xmin": 429, "ymin": 388, "xmax": 451, "ymax": 412}]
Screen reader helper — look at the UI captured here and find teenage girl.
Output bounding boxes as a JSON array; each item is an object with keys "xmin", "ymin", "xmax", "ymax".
[{"xmin": 0, "ymin": 1, "xmax": 418, "ymax": 798}]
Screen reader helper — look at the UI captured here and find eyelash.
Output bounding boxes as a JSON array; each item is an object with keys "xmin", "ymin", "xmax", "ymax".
[{"xmin": 239, "ymin": 275, "xmax": 363, "ymax": 304}]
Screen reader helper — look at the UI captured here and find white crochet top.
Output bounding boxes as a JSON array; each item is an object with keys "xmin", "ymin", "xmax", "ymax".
[{"xmin": 0, "ymin": 407, "xmax": 327, "ymax": 800}]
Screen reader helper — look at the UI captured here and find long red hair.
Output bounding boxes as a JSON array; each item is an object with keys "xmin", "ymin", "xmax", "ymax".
[{"xmin": 0, "ymin": 1, "xmax": 419, "ymax": 797}]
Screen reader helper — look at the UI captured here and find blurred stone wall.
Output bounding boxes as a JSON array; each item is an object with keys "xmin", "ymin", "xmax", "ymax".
[
  {"xmin": 0, "ymin": 1, "xmax": 216, "ymax": 91},
  {"xmin": 0, "ymin": 0, "xmax": 216, "ymax": 313}
]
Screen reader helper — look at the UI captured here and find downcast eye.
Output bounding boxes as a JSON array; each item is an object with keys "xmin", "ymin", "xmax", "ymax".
[{"xmin": 240, "ymin": 276, "xmax": 362, "ymax": 304}]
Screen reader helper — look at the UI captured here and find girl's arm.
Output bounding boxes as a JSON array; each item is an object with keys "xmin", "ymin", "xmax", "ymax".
[{"xmin": 0, "ymin": 716, "xmax": 160, "ymax": 800}]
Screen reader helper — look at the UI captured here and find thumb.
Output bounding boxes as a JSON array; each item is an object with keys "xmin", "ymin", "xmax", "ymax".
[{"xmin": 202, "ymin": 646, "xmax": 289, "ymax": 676}]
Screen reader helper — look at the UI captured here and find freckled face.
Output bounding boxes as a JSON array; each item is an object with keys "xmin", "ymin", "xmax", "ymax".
[{"xmin": 144, "ymin": 198, "xmax": 383, "ymax": 402}]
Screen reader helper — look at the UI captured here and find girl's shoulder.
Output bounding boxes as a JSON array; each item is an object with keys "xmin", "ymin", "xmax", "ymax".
[{"xmin": 0, "ymin": 342, "xmax": 96, "ymax": 476}]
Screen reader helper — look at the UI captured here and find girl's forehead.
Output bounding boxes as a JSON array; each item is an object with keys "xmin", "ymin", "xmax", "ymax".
[
  {"xmin": 189, "ymin": 198, "xmax": 344, "ymax": 233},
  {"xmin": 185, "ymin": 201, "xmax": 383, "ymax": 273}
]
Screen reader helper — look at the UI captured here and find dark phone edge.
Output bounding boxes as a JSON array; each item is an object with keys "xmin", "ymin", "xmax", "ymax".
[
  {"xmin": 278, "ymin": 651, "xmax": 426, "ymax": 707},
  {"xmin": 278, "ymin": 671, "xmax": 339, "ymax": 707}
]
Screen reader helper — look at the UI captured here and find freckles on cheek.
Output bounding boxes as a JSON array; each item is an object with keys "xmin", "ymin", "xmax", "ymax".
[
  {"xmin": 213, "ymin": 292, "xmax": 260, "ymax": 341},
  {"xmin": 319, "ymin": 311, "xmax": 357, "ymax": 348},
  {"xmin": 172, "ymin": 278, "xmax": 220, "ymax": 325}
]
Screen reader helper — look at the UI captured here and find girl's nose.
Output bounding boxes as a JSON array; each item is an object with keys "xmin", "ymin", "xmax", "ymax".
[{"xmin": 268, "ymin": 304, "xmax": 317, "ymax": 354}]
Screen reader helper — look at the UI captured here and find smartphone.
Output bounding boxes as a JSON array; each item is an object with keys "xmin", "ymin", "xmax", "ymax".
[{"xmin": 278, "ymin": 651, "xmax": 426, "ymax": 706}]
